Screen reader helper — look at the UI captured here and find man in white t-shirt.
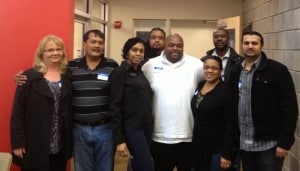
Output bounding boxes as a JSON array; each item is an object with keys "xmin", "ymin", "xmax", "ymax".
[{"xmin": 142, "ymin": 34, "xmax": 203, "ymax": 171}]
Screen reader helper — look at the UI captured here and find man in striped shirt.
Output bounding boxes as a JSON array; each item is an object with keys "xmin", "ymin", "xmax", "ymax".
[{"xmin": 69, "ymin": 30, "xmax": 118, "ymax": 171}]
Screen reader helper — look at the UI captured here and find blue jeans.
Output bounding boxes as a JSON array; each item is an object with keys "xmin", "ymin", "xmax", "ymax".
[
  {"xmin": 73, "ymin": 123, "xmax": 114, "ymax": 171},
  {"xmin": 240, "ymin": 147, "xmax": 284, "ymax": 171},
  {"xmin": 191, "ymin": 152, "xmax": 221, "ymax": 171},
  {"xmin": 125, "ymin": 127, "xmax": 154, "ymax": 171},
  {"xmin": 209, "ymin": 152, "xmax": 221, "ymax": 171}
]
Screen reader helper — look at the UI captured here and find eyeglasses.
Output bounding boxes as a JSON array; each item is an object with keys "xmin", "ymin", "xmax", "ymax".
[
  {"xmin": 44, "ymin": 48, "xmax": 63, "ymax": 54},
  {"xmin": 203, "ymin": 65, "xmax": 221, "ymax": 71}
]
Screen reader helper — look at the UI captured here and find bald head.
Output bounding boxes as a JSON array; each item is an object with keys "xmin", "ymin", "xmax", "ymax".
[
  {"xmin": 166, "ymin": 34, "xmax": 183, "ymax": 43},
  {"xmin": 164, "ymin": 34, "xmax": 184, "ymax": 63}
]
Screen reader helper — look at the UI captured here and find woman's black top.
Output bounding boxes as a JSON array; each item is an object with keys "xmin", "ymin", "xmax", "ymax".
[
  {"xmin": 191, "ymin": 81, "xmax": 234, "ymax": 169},
  {"xmin": 110, "ymin": 62, "xmax": 153, "ymax": 144}
]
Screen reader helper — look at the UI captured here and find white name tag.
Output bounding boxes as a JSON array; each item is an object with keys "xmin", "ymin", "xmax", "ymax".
[
  {"xmin": 238, "ymin": 80, "xmax": 242, "ymax": 88},
  {"xmin": 153, "ymin": 66, "xmax": 164, "ymax": 73},
  {"xmin": 245, "ymin": 140, "xmax": 253, "ymax": 144},
  {"xmin": 58, "ymin": 81, "xmax": 62, "ymax": 88},
  {"xmin": 97, "ymin": 73, "xmax": 109, "ymax": 81}
]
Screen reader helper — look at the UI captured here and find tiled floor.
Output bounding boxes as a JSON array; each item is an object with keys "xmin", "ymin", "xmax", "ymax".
[
  {"xmin": 114, "ymin": 156, "xmax": 178, "ymax": 171},
  {"xmin": 70, "ymin": 156, "xmax": 129, "ymax": 171},
  {"xmin": 114, "ymin": 154, "xmax": 128, "ymax": 171},
  {"xmin": 70, "ymin": 152, "xmax": 181, "ymax": 171}
]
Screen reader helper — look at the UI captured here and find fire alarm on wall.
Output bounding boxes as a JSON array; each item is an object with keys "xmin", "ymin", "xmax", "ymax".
[{"xmin": 114, "ymin": 21, "xmax": 122, "ymax": 29}]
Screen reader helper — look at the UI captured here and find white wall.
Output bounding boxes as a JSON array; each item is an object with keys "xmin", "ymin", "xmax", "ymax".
[
  {"xmin": 107, "ymin": 0, "xmax": 242, "ymax": 63},
  {"xmin": 170, "ymin": 20, "xmax": 217, "ymax": 57}
]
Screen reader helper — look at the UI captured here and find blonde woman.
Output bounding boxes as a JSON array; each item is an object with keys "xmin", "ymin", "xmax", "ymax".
[{"xmin": 11, "ymin": 35, "xmax": 73, "ymax": 171}]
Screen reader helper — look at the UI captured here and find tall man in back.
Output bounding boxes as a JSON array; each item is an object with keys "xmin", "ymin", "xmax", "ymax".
[
  {"xmin": 205, "ymin": 27, "xmax": 242, "ymax": 81},
  {"xmin": 228, "ymin": 31, "xmax": 298, "ymax": 171},
  {"xmin": 142, "ymin": 34, "xmax": 203, "ymax": 171},
  {"xmin": 205, "ymin": 27, "xmax": 242, "ymax": 171}
]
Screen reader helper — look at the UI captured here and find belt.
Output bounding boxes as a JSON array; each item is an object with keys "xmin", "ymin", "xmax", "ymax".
[{"xmin": 74, "ymin": 119, "xmax": 110, "ymax": 126}]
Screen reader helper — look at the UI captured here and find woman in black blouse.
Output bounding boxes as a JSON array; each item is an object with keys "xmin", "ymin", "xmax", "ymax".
[
  {"xmin": 110, "ymin": 37, "xmax": 154, "ymax": 171},
  {"xmin": 191, "ymin": 55, "xmax": 234, "ymax": 171}
]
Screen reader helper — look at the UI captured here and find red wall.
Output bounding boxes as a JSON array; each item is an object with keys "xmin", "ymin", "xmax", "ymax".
[{"xmin": 0, "ymin": 1, "xmax": 74, "ymax": 170}]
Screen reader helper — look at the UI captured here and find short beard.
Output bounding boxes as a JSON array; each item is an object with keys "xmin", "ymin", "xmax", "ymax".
[
  {"xmin": 152, "ymin": 47, "xmax": 163, "ymax": 53},
  {"xmin": 216, "ymin": 45, "xmax": 228, "ymax": 51}
]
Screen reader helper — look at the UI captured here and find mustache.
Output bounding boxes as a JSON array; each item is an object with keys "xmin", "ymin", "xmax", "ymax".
[{"xmin": 91, "ymin": 48, "xmax": 102, "ymax": 51}]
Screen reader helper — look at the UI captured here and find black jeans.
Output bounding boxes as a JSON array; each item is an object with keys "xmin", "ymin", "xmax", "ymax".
[
  {"xmin": 151, "ymin": 141, "xmax": 192, "ymax": 171},
  {"xmin": 240, "ymin": 147, "xmax": 284, "ymax": 171}
]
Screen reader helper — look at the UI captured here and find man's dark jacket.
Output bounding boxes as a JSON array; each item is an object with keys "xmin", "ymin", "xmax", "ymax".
[{"xmin": 228, "ymin": 52, "xmax": 298, "ymax": 150}]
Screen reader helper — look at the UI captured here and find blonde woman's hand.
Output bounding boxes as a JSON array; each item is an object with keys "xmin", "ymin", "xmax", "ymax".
[{"xmin": 13, "ymin": 147, "xmax": 26, "ymax": 159}]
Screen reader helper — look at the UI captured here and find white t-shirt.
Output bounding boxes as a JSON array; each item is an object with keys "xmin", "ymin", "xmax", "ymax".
[{"xmin": 142, "ymin": 51, "xmax": 203, "ymax": 144}]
